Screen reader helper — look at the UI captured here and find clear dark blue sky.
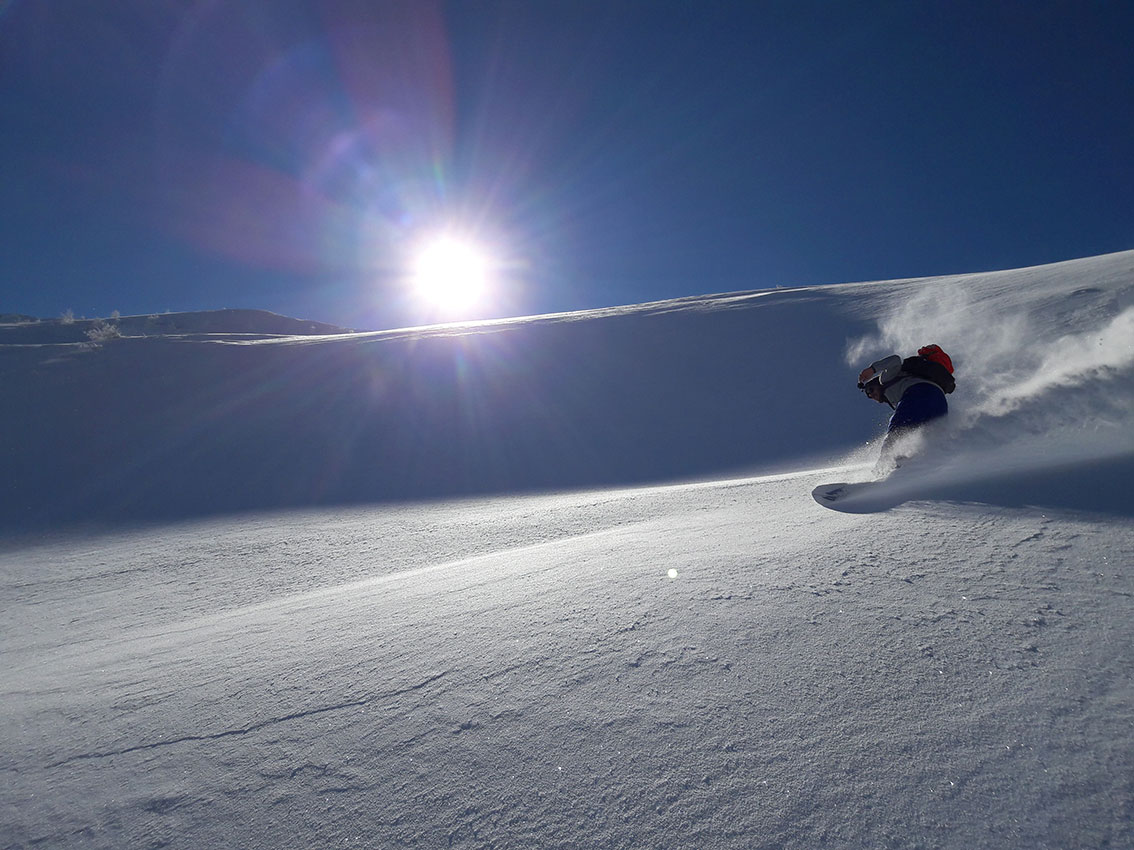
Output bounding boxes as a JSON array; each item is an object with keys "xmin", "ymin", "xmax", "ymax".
[{"xmin": 3, "ymin": 0, "xmax": 1132, "ymax": 329}]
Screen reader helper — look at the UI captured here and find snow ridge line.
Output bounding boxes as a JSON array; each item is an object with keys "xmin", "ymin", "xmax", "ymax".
[
  {"xmin": 45, "ymin": 671, "xmax": 447, "ymax": 768},
  {"xmin": 595, "ymin": 463, "xmax": 870, "ymax": 499}
]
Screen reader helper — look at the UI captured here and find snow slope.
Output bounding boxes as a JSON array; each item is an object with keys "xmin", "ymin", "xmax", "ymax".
[
  {"xmin": 2, "ymin": 251, "xmax": 1132, "ymax": 848},
  {"xmin": 3, "ymin": 251, "xmax": 1131, "ymax": 528}
]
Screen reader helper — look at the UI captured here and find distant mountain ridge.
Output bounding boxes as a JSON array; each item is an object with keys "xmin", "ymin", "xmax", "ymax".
[{"xmin": 0, "ymin": 309, "xmax": 351, "ymax": 345}]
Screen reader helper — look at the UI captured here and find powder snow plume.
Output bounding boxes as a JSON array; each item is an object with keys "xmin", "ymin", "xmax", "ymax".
[{"xmin": 846, "ymin": 252, "xmax": 1134, "ymax": 479}]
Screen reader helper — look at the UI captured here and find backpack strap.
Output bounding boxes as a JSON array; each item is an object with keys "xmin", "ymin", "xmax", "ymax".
[{"xmin": 876, "ymin": 375, "xmax": 900, "ymax": 409}]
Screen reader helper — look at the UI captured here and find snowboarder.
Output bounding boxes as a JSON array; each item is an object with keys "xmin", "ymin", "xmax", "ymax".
[{"xmin": 858, "ymin": 345, "xmax": 954, "ymax": 470}]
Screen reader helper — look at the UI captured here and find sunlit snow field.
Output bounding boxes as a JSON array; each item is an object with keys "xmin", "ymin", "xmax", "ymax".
[{"xmin": 2, "ymin": 251, "xmax": 1132, "ymax": 848}]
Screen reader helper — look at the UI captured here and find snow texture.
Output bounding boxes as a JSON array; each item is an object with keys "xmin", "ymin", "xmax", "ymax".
[{"xmin": 2, "ymin": 251, "xmax": 1132, "ymax": 849}]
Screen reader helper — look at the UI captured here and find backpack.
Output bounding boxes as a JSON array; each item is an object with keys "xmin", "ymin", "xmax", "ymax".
[
  {"xmin": 901, "ymin": 344, "xmax": 955, "ymax": 394},
  {"xmin": 917, "ymin": 344, "xmax": 954, "ymax": 373}
]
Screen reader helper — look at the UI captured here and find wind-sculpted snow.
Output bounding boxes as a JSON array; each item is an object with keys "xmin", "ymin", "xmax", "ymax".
[{"xmin": 2, "ymin": 472, "xmax": 1131, "ymax": 849}]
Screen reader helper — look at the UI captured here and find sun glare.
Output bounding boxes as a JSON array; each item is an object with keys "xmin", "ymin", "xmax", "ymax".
[{"xmin": 410, "ymin": 235, "xmax": 494, "ymax": 315}]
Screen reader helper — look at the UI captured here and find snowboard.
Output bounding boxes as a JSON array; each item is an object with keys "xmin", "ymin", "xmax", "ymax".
[
  {"xmin": 811, "ymin": 479, "xmax": 901, "ymax": 513},
  {"xmin": 813, "ymin": 480, "xmax": 871, "ymax": 504}
]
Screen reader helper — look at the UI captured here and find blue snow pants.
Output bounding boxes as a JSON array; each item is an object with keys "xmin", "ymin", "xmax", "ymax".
[{"xmin": 888, "ymin": 382, "xmax": 948, "ymax": 434}]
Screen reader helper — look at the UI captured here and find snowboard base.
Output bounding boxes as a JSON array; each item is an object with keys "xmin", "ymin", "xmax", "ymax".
[{"xmin": 811, "ymin": 479, "xmax": 900, "ymax": 513}]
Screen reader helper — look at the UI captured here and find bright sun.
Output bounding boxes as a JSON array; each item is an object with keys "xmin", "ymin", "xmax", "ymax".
[{"xmin": 409, "ymin": 235, "xmax": 494, "ymax": 315}]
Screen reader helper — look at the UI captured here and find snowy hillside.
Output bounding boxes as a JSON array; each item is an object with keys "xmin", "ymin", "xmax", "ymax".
[
  {"xmin": 2, "ymin": 251, "xmax": 1132, "ymax": 849},
  {"xmin": 4, "ymin": 252, "xmax": 1131, "ymax": 529}
]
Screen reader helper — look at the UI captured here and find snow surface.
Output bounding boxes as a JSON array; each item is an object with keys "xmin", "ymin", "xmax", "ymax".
[{"xmin": 2, "ymin": 251, "xmax": 1132, "ymax": 848}]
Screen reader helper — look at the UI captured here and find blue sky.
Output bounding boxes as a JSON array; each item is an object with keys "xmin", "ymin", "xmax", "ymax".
[{"xmin": 3, "ymin": 0, "xmax": 1132, "ymax": 329}]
